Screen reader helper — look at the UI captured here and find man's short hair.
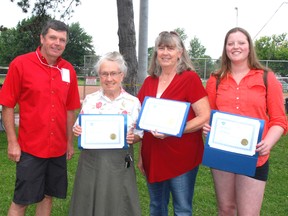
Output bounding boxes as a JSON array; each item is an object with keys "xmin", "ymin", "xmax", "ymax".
[{"xmin": 41, "ymin": 20, "xmax": 69, "ymax": 41}]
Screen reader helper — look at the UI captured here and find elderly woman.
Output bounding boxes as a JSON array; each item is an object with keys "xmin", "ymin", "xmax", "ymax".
[
  {"xmin": 69, "ymin": 51, "xmax": 142, "ymax": 216},
  {"xmin": 137, "ymin": 31, "xmax": 210, "ymax": 215}
]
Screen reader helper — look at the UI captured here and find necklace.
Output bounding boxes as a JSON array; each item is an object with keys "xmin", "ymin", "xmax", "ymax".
[{"xmin": 35, "ymin": 51, "xmax": 62, "ymax": 73}]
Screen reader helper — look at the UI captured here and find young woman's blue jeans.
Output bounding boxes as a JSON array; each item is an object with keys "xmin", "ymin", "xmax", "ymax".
[{"xmin": 147, "ymin": 166, "xmax": 199, "ymax": 216}]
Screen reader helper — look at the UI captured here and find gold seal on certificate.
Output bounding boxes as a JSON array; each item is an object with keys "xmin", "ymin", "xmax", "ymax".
[
  {"xmin": 110, "ymin": 133, "xmax": 117, "ymax": 140},
  {"xmin": 208, "ymin": 111, "xmax": 262, "ymax": 156},
  {"xmin": 241, "ymin": 139, "xmax": 249, "ymax": 146}
]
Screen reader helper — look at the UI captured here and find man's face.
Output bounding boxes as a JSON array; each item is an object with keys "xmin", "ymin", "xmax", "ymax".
[{"xmin": 40, "ymin": 28, "xmax": 67, "ymax": 63}]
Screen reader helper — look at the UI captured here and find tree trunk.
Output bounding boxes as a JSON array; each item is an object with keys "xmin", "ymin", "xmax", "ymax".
[{"xmin": 116, "ymin": 0, "xmax": 138, "ymax": 95}]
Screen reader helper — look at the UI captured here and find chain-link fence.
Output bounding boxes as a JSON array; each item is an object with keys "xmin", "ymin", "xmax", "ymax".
[
  {"xmin": 1, "ymin": 58, "xmax": 288, "ymax": 94},
  {"xmin": 191, "ymin": 58, "xmax": 288, "ymax": 80}
]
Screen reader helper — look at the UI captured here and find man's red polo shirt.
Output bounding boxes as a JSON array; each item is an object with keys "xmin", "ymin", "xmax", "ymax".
[{"xmin": 0, "ymin": 47, "xmax": 81, "ymax": 158}]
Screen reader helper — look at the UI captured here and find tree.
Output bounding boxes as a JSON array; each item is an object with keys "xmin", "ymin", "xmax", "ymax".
[
  {"xmin": 174, "ymin": 27, "xmax": 188, "ymax": 43},
  {"xmin": 147, "ymin": 47, "xmax": 154, "ymax": 66},
  {"xmin": 0, "ymin": 28, "xmax": 19, "ymax": 65},
  {"xmin": 0, "ymin": 15, "xmax": 49, "ymax": 65},
  {"xmin": 188, "ymin": 36, "xmax": 211, "ymax": 79},
  {"xmin": 255, "ymin": 34, "xmax": 288, "ymax": 60},
  {"xmin": 188, "ymin": 36, "xmax": 206, "ymax": 58},
  {"xmin": 9, "ymin": 0, "xmax": 140, "ymax": 94},
  {"xmin": 10, "ymin": 0, "xmax": 81, "ymax": 19},
  {"xmin": 116, "ymin": 0, "xmax": 138, "ymax": 95},
  {"xmin": 63, "ymin": 22, "xmax": 95, "ymax": 67},
  {"xmin": 255, "ymin": 33, "xmax": 288, "ymax": 76},
  {"xmin": 0, "ymin": 16, "xmax": 95, "ymax": 69}
]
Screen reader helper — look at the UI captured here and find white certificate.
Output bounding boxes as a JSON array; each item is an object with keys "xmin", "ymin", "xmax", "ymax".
[
  {"xmin": 79, "ymin": 114, "xmax": 127, "ymax": 149},
  {"xmin": 137, "ymin": 97, "xmax": 190, "ymax": 137},
  {"xmin": 208, "ymin": 111, "xmax": 264, "ymax": 156}
]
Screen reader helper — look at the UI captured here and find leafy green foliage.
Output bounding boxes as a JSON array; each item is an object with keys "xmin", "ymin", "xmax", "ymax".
[
  {"xmin": 187, "ymin": 35, "xmax": 217, "ymax": 79},
  {"xmin": 255, "ymin": 33, "xmax": 288, "ymax": 76},
  {"xmin": 0, "ymin": 16, "xmax": 95, "ymax": 68},
  {"xmin": 174, "ymin": 27, "xmax": 188, "ymax": 43},
  {"xmin": 0, "ymin": 15, "xmax": 48, "ymax": 65},
  {"xmin": 63, "ymin": 22, "xmax": 95, "ymax": 67},
  {"xmin": 188, "ymin": 36, "xmax": 206, "ymax": 58},
  {"xmin": 10, "ymin": 0, "xmax": 81, "ymax": 19}
]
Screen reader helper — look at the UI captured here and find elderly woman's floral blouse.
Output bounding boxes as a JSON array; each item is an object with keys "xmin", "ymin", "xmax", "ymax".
[{"xmin": 76, "ymin": 88, "xmax": 143, "ymax": 138}]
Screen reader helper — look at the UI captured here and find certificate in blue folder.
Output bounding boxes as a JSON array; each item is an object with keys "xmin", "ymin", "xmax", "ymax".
[
  {"xmin": 202, "ymin": 110, "xmax": 265, "ymax": 176},
  {"xmin": 78, "ymin": 114, "xmax": 128, "ymax": 149},
  {"xmin": 137, "ymin": 96, "xmax": 190, "ymax": 137}
]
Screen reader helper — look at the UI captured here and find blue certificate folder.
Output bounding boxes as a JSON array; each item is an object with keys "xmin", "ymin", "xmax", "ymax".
[
  {"xmin": 78, "ymin": 114, "xmax": 128, "ymax": 149},
  {"xmin": 137, "ymin": 96, "xmax": 190, "ymax": 137},
  {"xmin": 202, "ymin": 110, "xmax": 265, "ymax": 176}
]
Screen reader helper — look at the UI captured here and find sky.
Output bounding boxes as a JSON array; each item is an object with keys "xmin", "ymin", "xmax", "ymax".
[{"xmin": 1, "ymin": 0, "xmax": 288, "ymax": 59}]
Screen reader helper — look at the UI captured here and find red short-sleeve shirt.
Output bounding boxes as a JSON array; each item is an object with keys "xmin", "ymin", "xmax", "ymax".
[{"xmin": 0, "ymin": 47, "xmax": 81, "ymax": 158}]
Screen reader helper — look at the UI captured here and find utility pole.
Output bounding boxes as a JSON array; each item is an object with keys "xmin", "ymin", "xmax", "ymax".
[{"xmin": 138, "ymin": 0, "xmax": 149, "ymax": 87}]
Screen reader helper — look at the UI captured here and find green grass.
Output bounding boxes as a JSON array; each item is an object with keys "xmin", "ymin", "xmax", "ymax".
[
  {"xmin": 0, "ymin": 131, "xmax": 287, "ymax": 215},
  {"xmin": 0, "ymin": 76, "xmax": 5, "ymax": 83}
]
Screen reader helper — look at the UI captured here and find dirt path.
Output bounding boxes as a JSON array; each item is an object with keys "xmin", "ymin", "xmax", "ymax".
[{"xmin": 78, "ymin": 85, "xmax": 101, "ymax": 101}]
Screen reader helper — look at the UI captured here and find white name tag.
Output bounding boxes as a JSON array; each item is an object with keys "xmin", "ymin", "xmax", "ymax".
[{"xmin": 61, "ymin": 68, "xmax": 70, "ymax": 83}]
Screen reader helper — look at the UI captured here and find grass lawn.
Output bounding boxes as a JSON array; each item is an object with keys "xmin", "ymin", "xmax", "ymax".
[{"xmin": 0, "ymin": 130, "xmax": 287, "ymax": 215}]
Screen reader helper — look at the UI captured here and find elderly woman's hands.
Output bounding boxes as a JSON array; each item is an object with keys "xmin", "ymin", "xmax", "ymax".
[
  {"xmin": 72, "ymin": 124, "xmax": 82, "ymax": 136},
  {"xmin": 126, "ymin": 132, "xmax": 135, "ymax": 144},
  {"xmin": 126, "ymin": 131, "xmax": 141, "ymax": 145}
]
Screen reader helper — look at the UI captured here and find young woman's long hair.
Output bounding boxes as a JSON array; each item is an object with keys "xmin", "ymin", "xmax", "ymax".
[{"xmin": 214, "ymin": 27, "xmax": 266, "ymax": 80}]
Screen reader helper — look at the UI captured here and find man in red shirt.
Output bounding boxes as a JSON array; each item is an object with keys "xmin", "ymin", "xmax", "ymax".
[{"xmin": 0, "ymin": 20, "xmax": 80, "ymax": 216}]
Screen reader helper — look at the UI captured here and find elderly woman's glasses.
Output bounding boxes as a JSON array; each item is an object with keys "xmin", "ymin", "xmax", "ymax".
[{"xmin": 99, "ymin": 71, "xmax": 122, "ymax": 78}]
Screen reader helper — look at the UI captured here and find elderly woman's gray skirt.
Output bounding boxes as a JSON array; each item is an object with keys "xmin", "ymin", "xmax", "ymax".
[{"xmin": 68, "ymin": 147, "xmax": 141, "ymax": 216}]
